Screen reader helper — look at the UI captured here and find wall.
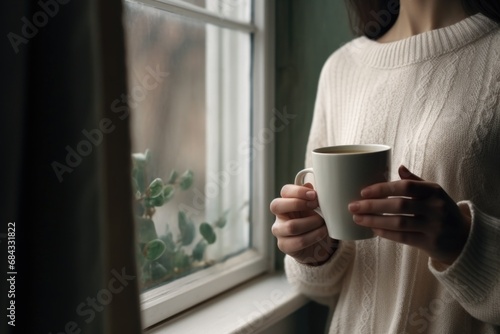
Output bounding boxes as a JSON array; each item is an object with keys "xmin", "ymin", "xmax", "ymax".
[{"xmin": 271, "ymin": 0, "xmax": 353, "ymax": 333}]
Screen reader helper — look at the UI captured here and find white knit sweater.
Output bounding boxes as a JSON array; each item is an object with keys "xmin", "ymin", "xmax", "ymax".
[{"xmin": 285, "ymin": 14, "xmax": 500, "ymax": 334}]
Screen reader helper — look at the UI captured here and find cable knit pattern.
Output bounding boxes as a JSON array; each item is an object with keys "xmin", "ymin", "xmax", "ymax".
[{"xmin": 285, "ymin": 13, "xmax": 500, "ymax": 333}]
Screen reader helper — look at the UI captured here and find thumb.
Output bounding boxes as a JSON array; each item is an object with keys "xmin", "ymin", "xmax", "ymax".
[{"xmin": 399, "ymin": 165, "xmax": 424, "ymax": 181}]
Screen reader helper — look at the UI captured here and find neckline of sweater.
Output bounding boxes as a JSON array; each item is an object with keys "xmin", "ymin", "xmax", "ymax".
[{"xmin": 348, "ymin": 13, "xmax": 498, "ymax": 68}]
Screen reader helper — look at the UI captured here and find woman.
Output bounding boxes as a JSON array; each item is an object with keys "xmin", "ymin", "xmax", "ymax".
[{"xmin": 270, "ymin": 0, "xmax": 500, "ymax": 332}]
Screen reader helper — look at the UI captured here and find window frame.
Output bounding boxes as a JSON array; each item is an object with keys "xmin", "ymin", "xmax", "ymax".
[{"xmin": 123, "ymin": 0, "xmax": 276, "ymax": 328}]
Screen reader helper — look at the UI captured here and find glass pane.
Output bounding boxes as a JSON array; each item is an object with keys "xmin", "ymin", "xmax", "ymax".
[{"xmin": 123, "ymin": 1, "xmax": 252, "ymax": 292}]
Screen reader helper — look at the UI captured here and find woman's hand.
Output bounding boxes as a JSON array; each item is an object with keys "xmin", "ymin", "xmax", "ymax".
[
  {"xmin": 348, "ymin": 165, "xmax": 471, "ymax": 265},
  {"xmin": 270, "ymin": 184, "xmax": 337, "ymax": 266}
]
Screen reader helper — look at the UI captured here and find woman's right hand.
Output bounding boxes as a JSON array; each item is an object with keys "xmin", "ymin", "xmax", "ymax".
[{"xmin": 270, "ymin": 183, "xmax": 337, "ymax": 266}]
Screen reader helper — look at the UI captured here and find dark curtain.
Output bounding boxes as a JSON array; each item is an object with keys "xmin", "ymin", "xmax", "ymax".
[{"xmin": 1, "ymin": 0, "xmax": 142, "ymax": 333}]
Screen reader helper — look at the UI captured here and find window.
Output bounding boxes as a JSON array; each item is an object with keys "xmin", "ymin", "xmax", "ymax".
[{"xmin": 123, "ymin": 0, "xmax": 274, "ymax": 328}]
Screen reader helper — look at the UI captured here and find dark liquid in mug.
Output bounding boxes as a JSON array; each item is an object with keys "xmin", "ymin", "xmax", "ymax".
[
  {"xmin": 330, "ymin": 150, "xmax": 372, "ymax": 154},
  {"xmin": 314, "ymin": 145, "xmax": 389, "ymax": 155}
]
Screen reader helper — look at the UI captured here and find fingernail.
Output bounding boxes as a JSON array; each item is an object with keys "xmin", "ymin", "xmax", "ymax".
[
  {"xmin": 353, "ymin": 215, "xmax": 363, "ymax": 223},
  {"xmin": 305, "ymin": 191, "xmax": 316, "ymax": 200},
  {"xmin": 360, "ymin": 188, "xmax": 371, "ymax": 197},
  {"xmin": 399, "ymin": 165, "xmax": 412, "ymax": 178},
  {"xmin": 348, "ymin": 202, "xmax": 360, "ymax": 212}
]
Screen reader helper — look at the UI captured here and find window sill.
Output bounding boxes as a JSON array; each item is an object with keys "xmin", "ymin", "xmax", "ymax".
[{"xmin": 145, "ymin": 272, "xmax": 309, "ymax": 334}]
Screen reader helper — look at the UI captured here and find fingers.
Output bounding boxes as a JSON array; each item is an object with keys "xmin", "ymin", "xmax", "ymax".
[
  {"xmin": 361, "ymin": 166, "xmax": 443, "ymax": 199},
  {"xmin": 272, "ymin": 214, "xmax": 325, "ymax": 238},
  {"xmin": 270, "ymin": 184, "xmax": 319, "ymax": 216},
  {"xmin": 271, "ymin": 184, "xmax": 331, "ymax": 261},
  {"xmin": 271, "ymin": 207, "xmax": 330, "ymax": 262},
  {"xmin": 280, "ymin": 183, "xmax": 316, "ymax": 200},
  {"xmin": 275, "ymin": 222, "xmax": 330, "ymax": 254},
  {"xmin": 270, "ymin": 197, "xmax": 318, "ymax": 215},
  {"xmin": 361, "ymin": 179, "xmax": 443, "ymax": 199},
  {"xmin": 348, "ymin": 197, "xmax": 428, "ymax": 215},
  {"xmin": 353, "ymin": 214, "xmax": 427, "ymax": 233},
  {"xmin": 352, "ymin": 210, "xmax": 429, "ymax": 249}
]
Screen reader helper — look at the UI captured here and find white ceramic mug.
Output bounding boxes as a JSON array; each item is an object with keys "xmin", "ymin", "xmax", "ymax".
[{"xmin": 295, "ymin": 144, "xmax": 391, "ymax": 240}]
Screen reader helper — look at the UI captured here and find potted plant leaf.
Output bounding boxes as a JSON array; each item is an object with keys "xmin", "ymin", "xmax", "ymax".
[{"xmin": 131, "ymin": 149, "xmax": 227, "ymax": 290}]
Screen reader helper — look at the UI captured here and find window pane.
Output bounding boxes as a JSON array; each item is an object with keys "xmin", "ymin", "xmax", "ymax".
[{"xmin": 123, "ymin": 2, "xmax": 251, "ymax": 292}]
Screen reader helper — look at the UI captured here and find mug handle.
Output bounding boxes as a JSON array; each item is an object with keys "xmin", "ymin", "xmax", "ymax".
[{"xmin": 294, "ymin": 168, "xmax": 324, "ymax": 218}]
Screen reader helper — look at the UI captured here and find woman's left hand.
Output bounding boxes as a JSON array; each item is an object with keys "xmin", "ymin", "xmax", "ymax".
[{"xmin": 348, "ymin": 165, "xmax": 471, "ymax": 265}]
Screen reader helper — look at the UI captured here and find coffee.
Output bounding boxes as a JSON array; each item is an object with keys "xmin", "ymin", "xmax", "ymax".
[{"xmin": 316, "ymin": 148, "xmax": 377, "ymax": 154}]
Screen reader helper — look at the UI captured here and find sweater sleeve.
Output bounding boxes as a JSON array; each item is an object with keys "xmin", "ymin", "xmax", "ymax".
[
  {"xmin": 285, "ymin": 241, "xmax": 356, "ymax": 306},
  {"xmin": 429, "ymin": 201, "xmax": 500, "ymax": 325}
]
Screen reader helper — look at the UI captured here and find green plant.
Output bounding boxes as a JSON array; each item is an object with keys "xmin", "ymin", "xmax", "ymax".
[{"xmin": 131, "ymin": 149, "xmax": 227, "ymax": 290}]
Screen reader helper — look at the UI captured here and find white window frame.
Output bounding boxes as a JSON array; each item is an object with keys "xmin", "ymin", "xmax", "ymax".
[{"xmin": 124, "ymin": 0, "xmax": 275, "ymax": 329}]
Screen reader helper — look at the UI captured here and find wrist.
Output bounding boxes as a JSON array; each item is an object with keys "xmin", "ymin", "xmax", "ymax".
[
  {"xmin": 297, "ymin": 238, "xmax": 340, "ymax": 266},
  {"xmin": 432, "ymin": 203, "xmax": 472, "ymax": 266}
]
